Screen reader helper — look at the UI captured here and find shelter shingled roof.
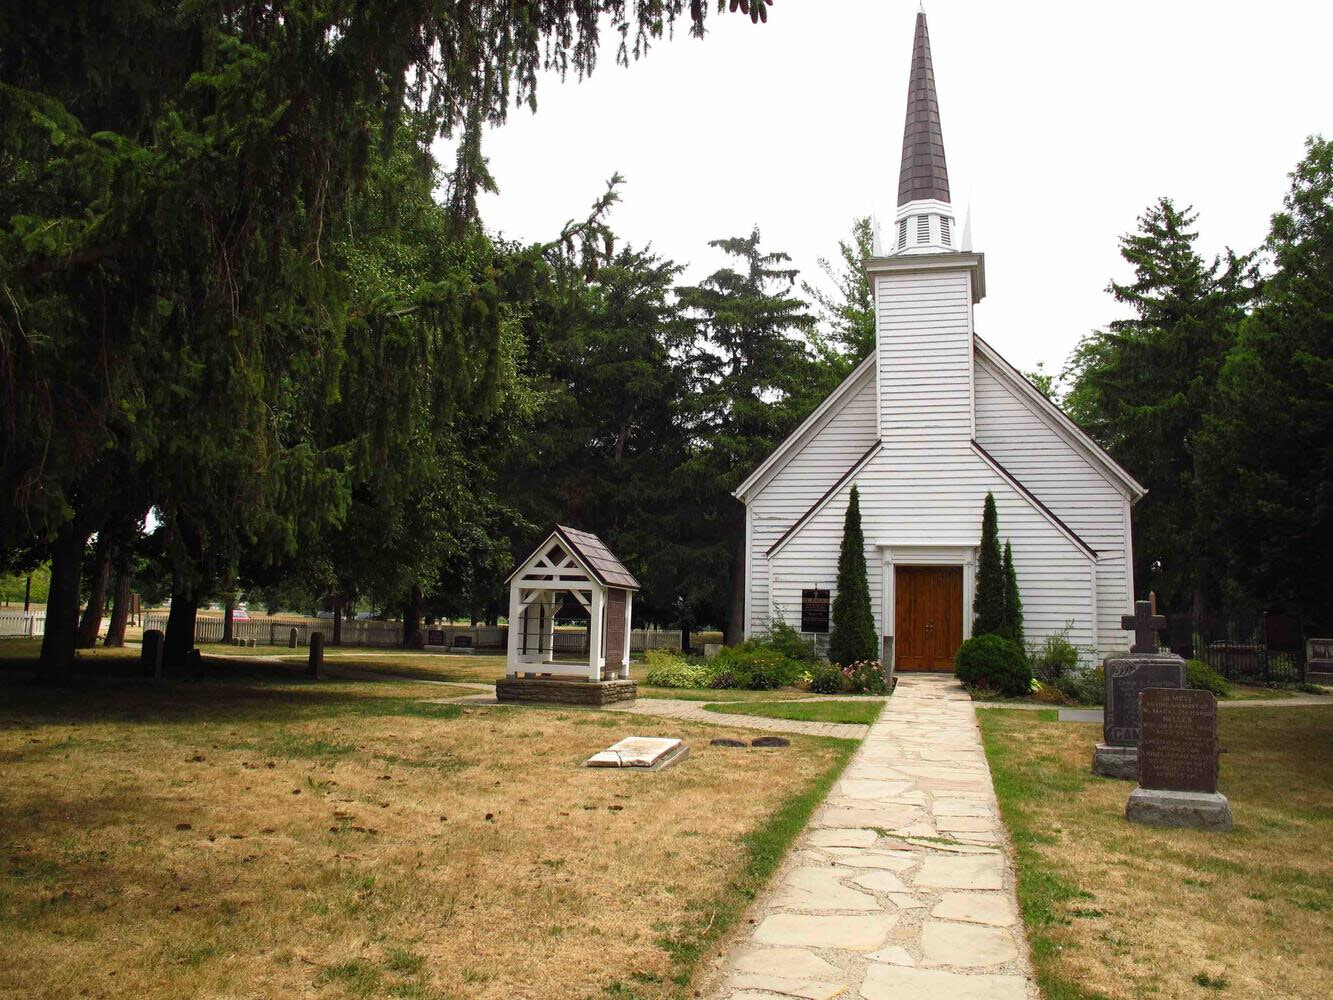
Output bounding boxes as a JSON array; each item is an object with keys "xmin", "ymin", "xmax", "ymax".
[
  {"xmin": 555, "ymin": 526, "xmax": 641, "ymax": 590},
  {"xmin": 507, "ymin": 525, "xmax": 641, "ymax": 591}
]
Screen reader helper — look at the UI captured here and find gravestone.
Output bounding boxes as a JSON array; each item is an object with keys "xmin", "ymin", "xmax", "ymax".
[
  {"xmin": 1092, "ymin": 600, "xmax": 1184, "ymax": 779},
  {"xmin": 307, "ymin": 631, "xmax": 324, "ymax": 678},
  {"xmin": 1307, "ymin": 638, "xmax": 1333, "ymax": 683},
  {"xmin": 1125, "ymin": 688, "xmax": 1232, "ymax": 831},
  {"xmin": 289, "ymin": 627, "xmax": 299, "ymax": 649},
  {"xmin": 141, "ymin": 629, "xmax": 164, "ymax": 679},
  {"xmin": 586, "ymin": 736, "xmax": 688, "ymax": 771}
]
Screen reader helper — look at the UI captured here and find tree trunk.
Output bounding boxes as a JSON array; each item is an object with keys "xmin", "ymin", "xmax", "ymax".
[
  {"xmin": 163, "ymin": 579, "xmax": 199, "ymax": 670},
  {"xmin": 403, "ymin": 585, "xmax": 422, "ymax": 647},
  {"xmin": 222, "ymin": 594, "xmax": 235, "ymax": 644},
  {"xmin": 681, "ymin": 625, "xmax": 692, "ymax": 654},
  {"xmin": 104, "ymin": 573, "xmax": 131, "ymax": 647},
  {"xmin": 23, "ymin": 574, "xmax": 31, "ymax": 613},
  {"xmin": 332, "ymin": 596, "xmax": 343, "ymax": 646},
  {"xmin": 76, "ymin": 541, "xmax": 112, "ymax": 648},
  {"xmin": 723, "ymin": 509, "xmax": 746, "ymax": 646},
  {"xmin": 39, "ymin": 524, "xmax": 88, "ymax": 682}
]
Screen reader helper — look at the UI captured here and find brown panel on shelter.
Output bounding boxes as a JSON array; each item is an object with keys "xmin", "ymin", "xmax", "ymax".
[
  {"xmin": 894, "ymin": 566, "xmax": 963, "ymax": 671},
  {"xmin": 604, "ymin": 588, "xmax": 627, "ymax": 664}
]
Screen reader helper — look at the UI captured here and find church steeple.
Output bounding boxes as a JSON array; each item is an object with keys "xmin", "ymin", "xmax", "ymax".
[{"xmin": 889, "ymin": 8, "xmax": 956, "ymax": 255}]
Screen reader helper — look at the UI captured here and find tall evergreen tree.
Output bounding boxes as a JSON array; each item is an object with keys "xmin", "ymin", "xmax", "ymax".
[
  {"xmin": 1063, "ymin": 198, "xmax": 1255, "ymax": 615},
  {"xmin": 678, "ymin": 228, "xmax": 820, "ymax": 643},
  {"xmin": 1001, "ymin": 539, "xmax": 1024, "ymax": 648},
  {"xmin": 1199, "ymin": 136, "xmax": 1333, "ymax": 630},
  {"xmin": 973, "ymin": 492, "xmax": 1005, "ymax": 635},
  {"xmin": 828, "ymin": 485, "xmax": 878, "ymax": 665},
  {"xmin": 804, "ymin": 216, "xmax": 876, "ymax": 366}
]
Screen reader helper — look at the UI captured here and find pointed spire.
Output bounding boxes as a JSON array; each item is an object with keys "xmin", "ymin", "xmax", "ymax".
[{"xmin": 897, "ymin": 10, "xmax": 950, "ymax": 208}]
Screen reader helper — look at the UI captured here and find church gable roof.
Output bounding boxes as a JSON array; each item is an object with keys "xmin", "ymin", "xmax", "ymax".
[
  {"xmin": 506, "ymin": 525, "xmax": 641, "ymax": 591},
  {"xmin": 973, "ymin": 336, "xmax": 1147, "ymax": 500}
]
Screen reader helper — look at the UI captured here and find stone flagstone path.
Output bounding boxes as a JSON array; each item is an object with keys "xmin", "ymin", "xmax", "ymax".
[{"xmin": 706, "ymin": 674, "xmax": 1036, "ymax": 1000}]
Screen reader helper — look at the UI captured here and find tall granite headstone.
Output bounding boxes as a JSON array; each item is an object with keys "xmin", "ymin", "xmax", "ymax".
[
  {"xmin": 1126, "ymin": 688, "xmax": 1232, "ymax": 830},
  {"xmin": 1092, "ymin": 600, "xmax": 1185, "ymax": 779}
]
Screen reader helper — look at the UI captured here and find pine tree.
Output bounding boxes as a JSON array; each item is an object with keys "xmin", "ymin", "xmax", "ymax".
[
  {"xmin": 1002, "ymin": 540, "xmax": 1024, "ymax": 648},
  {"xmin": 973, "ymin": 493, "xmax": 1006, "ymax": 636},
  {"xmin": 828, "ymin": 485, "xmax": 878, "ymax": 665},
  {"xmin": 1063, "ymin": 198, "xmax": 1255, "ymax": 614}
]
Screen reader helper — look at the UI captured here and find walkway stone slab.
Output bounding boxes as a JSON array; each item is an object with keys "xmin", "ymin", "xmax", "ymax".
[
  {"xmin": 861, "ymin": 964, "xmax": 1028, "ymax": 1000},
  {"xmin": 706, "ymin": 676, "xmax": 1034, "ymax": 998},
  {"xmin": 931, "ymin": 891, "xmax": 1018, "ymax": 926},
  {"xmin": 920, "ymin": 919, "xmax": 1018, "ymax": 967},
  {"xmin": 751, "ymin": 912, "xmax": 896, "ymax": 951}
]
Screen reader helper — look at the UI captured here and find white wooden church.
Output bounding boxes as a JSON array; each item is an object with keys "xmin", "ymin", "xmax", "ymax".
[{"xmin": 734, "ymin": 10, "xmax": 1145, "ymax": 671}]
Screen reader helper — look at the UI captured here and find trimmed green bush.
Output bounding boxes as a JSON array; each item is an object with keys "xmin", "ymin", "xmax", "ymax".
[
  {"xmin": 643, "ymin": 650, "xmax": 711, "ymax": 689},
  {"xmin": 973, "ymin": 493, "xmax": 1005, "ymax": 636},
  {"xmin": 810, "ymin": 662, "xmax": 847, "ymax": 694},
  {"xmin": 708, "ymin": 645, "xmax": 803, "ymax": 691},
  {"xmin": 1054, "ymin": 665, "xmax": 1105, "ymax": 705},
  {"xmin": 955, "ymin": 634, "xmax": 1030, "ymax": 696},
  {"xmin": 828, "ymin": 485, "xmax": 878, "ymax": 666},
  {"xmin": 1030, "ymin": 630, "xmax": 1081, "ymax": 683},
  {"xmin": 1001, "ymin": 539, "xmax": 1024, "ymax": 647},
  {"xmin": 1186, "ymin": 659, "xmax": 1231, "ymax": 697},
  {"xmin": 761, "ymin": 620, "xmax": 818, "ymax": 664}
]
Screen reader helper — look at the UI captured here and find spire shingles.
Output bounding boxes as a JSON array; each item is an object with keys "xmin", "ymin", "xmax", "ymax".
[{"xmin": 896, "ymin": 11, "xmax": 950, "ymax": 207}]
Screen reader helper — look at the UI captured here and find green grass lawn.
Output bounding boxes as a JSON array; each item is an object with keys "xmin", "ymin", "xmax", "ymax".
[
  {"xmin": 702, "ymin": 699, "xmax": 885, "ymax": 725},
  {"xmin": 978, "ymin": 704, "xmax": 1333, "ymax": 1000}
]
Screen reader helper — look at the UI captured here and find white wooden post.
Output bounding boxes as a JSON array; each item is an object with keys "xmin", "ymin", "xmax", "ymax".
[
  {"xmin": 587, "ymin": 585, "xmax": 604, "ymax": 682},
  {"xmin": 506, "ymin": 583, "xmax": 522, "ymax": 677},
  {"xmin": 622, "ymin": 590, "xmax": 634, "ymax": 679}
]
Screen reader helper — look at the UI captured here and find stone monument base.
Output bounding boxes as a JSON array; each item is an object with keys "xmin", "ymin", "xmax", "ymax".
[
  {"xmin": 1126, "ymin": 787, "xmax": 1233, "ymax": 832},
  {"xmin": 496, "ymin": 676, "xmax": 637, "ymax": 706},
  {"xmin": 1092, "ymin": 743, "xmax": 1138, "ymax": 780}
]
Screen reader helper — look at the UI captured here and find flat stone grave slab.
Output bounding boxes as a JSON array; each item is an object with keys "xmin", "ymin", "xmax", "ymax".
[
  {"xmin": 1059, "ymin": 708, "xmax": 1103, "ymax": 723},
  {"xmin": 586, "ymin": 736, "xmax": 688, "ymax": 771}
]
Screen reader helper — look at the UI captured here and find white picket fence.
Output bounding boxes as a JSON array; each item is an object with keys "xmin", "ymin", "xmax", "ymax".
[
  {"xmin": 0, "ymin": 611, "xmax": 44, "ymax": 638},
  {"xmin": 136, "ymin": 612, "xmax": 711, "ymax": 653}
]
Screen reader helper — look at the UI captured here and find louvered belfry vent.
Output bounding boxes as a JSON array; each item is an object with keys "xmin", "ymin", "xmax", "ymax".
[
  {"xmin": 940, "ymin": 215, "xmax": 951, "ymax": 245},
  {"xmin": 917, "ymin": 216, "xmax": 931, "ymax": 243},
  {"xmin": 898, "ymin": 219, "xmax": 909, "ymax": 250},
  {"xmin": 897, "ymin": 11, "xmax": 950, "ymax": 208}
]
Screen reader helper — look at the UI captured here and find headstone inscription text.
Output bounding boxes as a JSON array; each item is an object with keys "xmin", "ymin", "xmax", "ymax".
[
  {"xmin": 1138, "ymin": 688, "xmax": 1219, "ymax": 794},
  {"xmin": 1104, "ymin": 655, "xmax": 1184, "ymax": 746}
]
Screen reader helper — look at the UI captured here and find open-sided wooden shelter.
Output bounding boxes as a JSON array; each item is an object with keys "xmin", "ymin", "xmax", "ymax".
[{"xmin": 499, "ymin": 526, "xmax": 640, "ymax": 704}]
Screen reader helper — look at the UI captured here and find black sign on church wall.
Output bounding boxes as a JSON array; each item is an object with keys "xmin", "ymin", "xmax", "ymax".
[{"xmin": 801, "ymin": 589, "xmax": 830, "ymax": 634}]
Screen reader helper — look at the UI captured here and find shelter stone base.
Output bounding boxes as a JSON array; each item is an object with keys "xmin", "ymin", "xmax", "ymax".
[{"xmin": 496, "ymin": 676, "xmax": 637, "ymax": 706}]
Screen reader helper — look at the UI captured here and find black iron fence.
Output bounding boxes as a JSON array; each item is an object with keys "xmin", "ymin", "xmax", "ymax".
[{"xmin": 1166, "ymin": 611, "xmax": 1307, "ymax": 683}]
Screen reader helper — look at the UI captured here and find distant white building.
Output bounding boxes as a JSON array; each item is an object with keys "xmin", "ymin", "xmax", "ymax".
[{"xmin": 733, "ymin": 11, "xmax": 1144, "ymax": 670}]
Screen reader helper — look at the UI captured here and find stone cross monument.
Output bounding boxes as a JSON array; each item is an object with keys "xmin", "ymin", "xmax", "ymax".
[{"xmin": 1092, "ymin": 599, "xmax": 1186, "ymax": 779}]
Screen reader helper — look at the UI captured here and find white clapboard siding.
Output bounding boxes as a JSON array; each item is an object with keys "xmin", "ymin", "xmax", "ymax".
[
  {"xmin": 747, "ymin": 366, "xmax": 878, "ymax": 632},
  {"xmin": 769, "ymin": 443, "xmax": 1098, "ymax": 660},
  {"xmin": 973, "ymin": 354, "xmax": 1133, "ymax": 654},
  {"xmin": 876, "ymin": 270, "xmax": 975, "ymax": 445}
]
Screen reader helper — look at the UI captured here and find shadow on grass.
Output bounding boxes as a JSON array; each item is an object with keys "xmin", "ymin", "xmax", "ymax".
[{"xmin": 0, "ymin": 652, "xmax": 471, "ymax": 727}]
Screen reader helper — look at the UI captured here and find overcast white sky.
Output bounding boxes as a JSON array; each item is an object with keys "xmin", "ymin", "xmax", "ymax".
[{"xmin": 441, "ymin": 0, "xmax": 1332, "ymax": 375}]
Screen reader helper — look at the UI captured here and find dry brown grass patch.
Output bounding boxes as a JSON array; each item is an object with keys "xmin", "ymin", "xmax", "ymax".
[
  {"xmin": 979, "ymin": 706, "xmax": 1333, "ymax": 999},
  {"xmin": 0, "ymin": 673, "xmax": 847, "ymax": 999}
]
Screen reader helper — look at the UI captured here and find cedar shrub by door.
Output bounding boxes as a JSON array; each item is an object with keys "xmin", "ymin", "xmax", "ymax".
[{"xmin": 829, "ymin": 485, "xmax": 878, "ymax": 665}]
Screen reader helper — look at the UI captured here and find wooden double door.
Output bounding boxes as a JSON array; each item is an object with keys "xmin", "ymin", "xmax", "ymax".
[{"xmin": 894, "ymin": 566, "xmax": 964, "ymax": 672}]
